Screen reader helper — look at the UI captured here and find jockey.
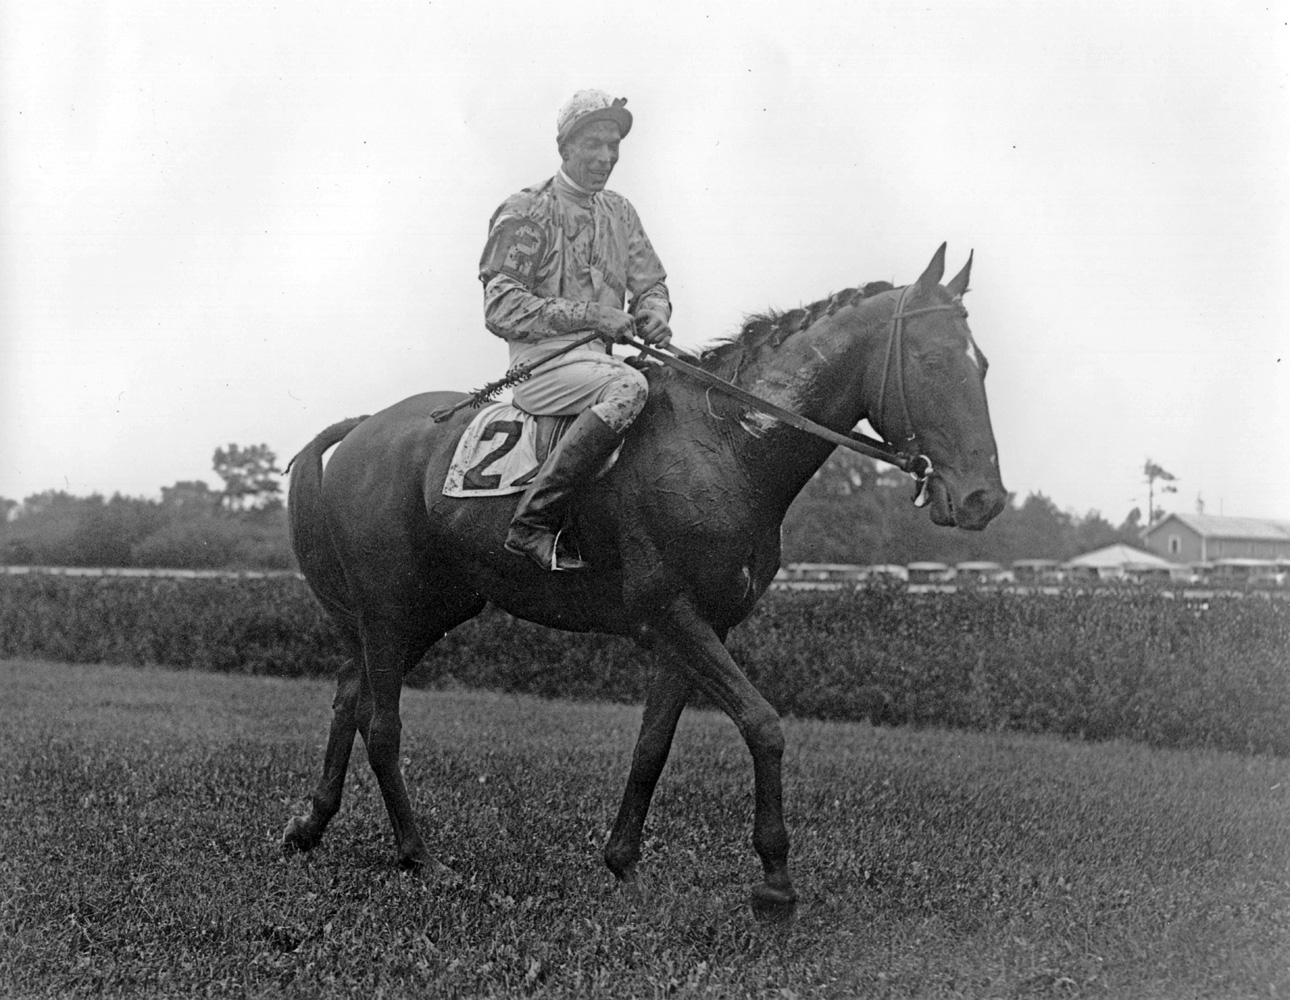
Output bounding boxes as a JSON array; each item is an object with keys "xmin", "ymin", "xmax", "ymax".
[{"xmin": 479, "ymin": 89, "xmax": 673, "ymax": 571}]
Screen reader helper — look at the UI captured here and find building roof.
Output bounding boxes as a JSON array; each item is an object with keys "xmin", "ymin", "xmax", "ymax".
[
  {"xmin": 1144, "ymin": 513, "xmax": 1290, "ymax": 541},
  {"xmin": 1062, "ymin": 544, "xmax": 1175, "ymax": 569}
]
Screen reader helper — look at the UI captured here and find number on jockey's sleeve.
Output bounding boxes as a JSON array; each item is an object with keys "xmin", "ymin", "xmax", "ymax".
[{"xmin": 479, "ymin": 215, "xmax": 549, "ymax": 291}]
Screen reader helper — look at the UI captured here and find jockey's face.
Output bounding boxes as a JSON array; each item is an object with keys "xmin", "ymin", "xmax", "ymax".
[{"xmin": 561, "ymin": 121, "xmax": 621, "ymax": 192}]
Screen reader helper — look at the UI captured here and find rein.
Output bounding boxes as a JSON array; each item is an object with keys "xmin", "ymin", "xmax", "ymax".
[
  {"xmin": 621, "ymin": 335, "xmax": 925, "ymax": 474},
  {"xmin": 625, "ymin": 288, "xmax": 966, "ymax": 501},
  {"xmin": 433, "ymin": 289, "xmax": 966, "ymax": 503}
]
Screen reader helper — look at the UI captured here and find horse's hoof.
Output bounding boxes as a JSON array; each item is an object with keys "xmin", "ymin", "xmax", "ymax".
[
  {"xmin": 397, "ymin": 851, "xmax": 427, "ymax": 871},
  {"xmin": 603, "ymin": 847, "xmax": 637, "ymax": 885},
  {"xmin": 399, "ymin": 855, "xmax": 462, "ymax": 885},
  {"xmin": 751, "ymin": 881, "xmax": 798, "ymax": 923},
  {"xmin": 618, "ymin": 870, "xmax": 651, "ymax": 906},
  {"xmin": 281, "ymin": 816, "xmax": 318, "ymax": 853},
  {"xmin": 428, "ymin": 860, "xmax": 463, "ymax": 887}
]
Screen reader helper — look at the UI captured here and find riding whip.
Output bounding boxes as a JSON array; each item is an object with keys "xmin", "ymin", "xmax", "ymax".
[{"xmin": 429, "ymin": 331, "xmax": 605, "ymax": 422}]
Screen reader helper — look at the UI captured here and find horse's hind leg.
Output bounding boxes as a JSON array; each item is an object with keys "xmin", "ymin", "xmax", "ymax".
[
  {"xmin": 603, "ymin": 667, "xmax": 692, "ymax": 886},
  {"xmin": 283, "ymin": 635, "xmax": 365, "ymax": 853},
  {"xmin": 360, "ymin": 628, "xmax": 440, "ymax": 868}
]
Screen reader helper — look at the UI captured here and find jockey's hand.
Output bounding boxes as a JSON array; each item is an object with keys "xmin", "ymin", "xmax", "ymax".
[
  {"xmin": 634, "ymin": 311, "xmax": 673, "ymax": 348},
  {"xmin": 587, "ymin": 304, "xmax": 636, "ymax": 345}
]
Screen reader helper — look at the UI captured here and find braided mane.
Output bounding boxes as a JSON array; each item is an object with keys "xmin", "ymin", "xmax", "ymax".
[{"xmin": 698, "ymin": 281, "xmax": 896, "ymax": 379}]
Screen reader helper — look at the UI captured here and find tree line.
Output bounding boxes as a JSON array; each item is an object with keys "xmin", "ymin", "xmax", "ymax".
[
  {"xmin": 780, "ymin": 449, "xmax": 1142, "ymax": 566},
  {"xmin": 1, "ymin": 443, "xmax": 1143, "ymax": 571},
  {"xmin": 0, "ymin": 444, "xmax": 292, "ymax": 570}
]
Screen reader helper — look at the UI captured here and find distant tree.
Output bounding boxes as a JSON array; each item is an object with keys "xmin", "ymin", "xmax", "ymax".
[
  {"xmin": 212, "ymin": 444, "xmax": 282, "ymax": 511},
  {"xmin": 782, "ymin": 452, "xmax": 889, "ymax": 563},
  {"xmin": 67, "ymin": 497, "xmax": 134, "ymax": 566},
  {"xmin": 131, "ymin": 518, "xmax": 241, "ymax": 568},
  {"xmin": 1070, "ymin": 510, "xmax": 1123, "ymax": 555},
  {"xmin": 783, "ymin": 450, "xmax": 1027, "ymax": 567},
  {"xmin": 1, "ymin": 491, "xmax": 88, "ymax": 564},
  {"xmin": 60, "ymin": 493, "xmax": 162, "ymax": 567},
  {"xmin": 0, "ymin": 497, "xmax": 17, "ymax": 523},
  {"xmin": 784, "ymin": 473, "xmax": 1163, "ymax": 567},
  {"xmin": 1143, "ymin": 459, "xmax": 1178, "ymax": 524},
  {"xmin": 0, "ymin": 491, "xmax": 152, "ymax": 566},
  {"xmin": 160, "ymin": 479, "xmax": 221, "ymax": 515},
  {"xmin": 1118, "ymin": 507, "xmax": 1143, "ymax": 542},
  {"xmin": 988, "ymin": 492, "xmax": 1069, "ymax": 561},
  {"xmin": 809, "ymin": 448, "xmax": 871, "ymax": 497},
  {"xmin": 0, "ymin": 477, "xmax": 294, "ymax": 569},
  {"xmin": 16, "ymin": 490, "xmax": 82, "ymax": 518}
]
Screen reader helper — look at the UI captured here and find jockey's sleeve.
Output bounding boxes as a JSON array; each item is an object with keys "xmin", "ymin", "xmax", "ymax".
[
  {"xmin": 481, "ymin": 273, "xmax": 599, "ymax": 342},
  {"xmin": 479, "ymin": 212, "xmax": 597, "ymax": 341},
  {"xmin": 624, "ymin": 201, "xmax": 672, "ymax": 323}
]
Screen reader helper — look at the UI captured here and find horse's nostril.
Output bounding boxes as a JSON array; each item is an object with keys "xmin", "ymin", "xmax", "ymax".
[{"xmin": 958, "ymin": 488, "xmax": 1006, "ymax": 528}]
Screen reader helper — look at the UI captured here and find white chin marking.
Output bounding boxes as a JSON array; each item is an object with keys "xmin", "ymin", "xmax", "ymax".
[{"xmin": 965, "ymin": 341, "xmax": 981, "ymax": 369}]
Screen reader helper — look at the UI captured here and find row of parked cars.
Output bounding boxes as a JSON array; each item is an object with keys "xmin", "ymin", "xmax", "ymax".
[{"xmin": 774, "ymin": 558, "xmax": 1290, "ymax": 590}]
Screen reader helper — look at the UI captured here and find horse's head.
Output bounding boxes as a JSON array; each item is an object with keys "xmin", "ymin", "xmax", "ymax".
[{"xmin": 869, "ymin": 244, "xmax": 1007, "ymax": 531}]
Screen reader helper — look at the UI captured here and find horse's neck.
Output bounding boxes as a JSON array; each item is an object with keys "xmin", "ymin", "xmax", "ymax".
[{"xmin": 730, "ymin": 301, "xmax": 891, "ymax": 520}]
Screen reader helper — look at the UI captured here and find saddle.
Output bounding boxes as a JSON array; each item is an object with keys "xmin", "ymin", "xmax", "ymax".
[{"xmin": 443, "ymin": 403, "xmax": 620, "ymax": 498}]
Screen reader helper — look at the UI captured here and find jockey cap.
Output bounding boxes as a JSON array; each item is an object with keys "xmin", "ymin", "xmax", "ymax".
[{"xmin": 556, "ymin": 90, "xmax": 632, "ymax": 146}]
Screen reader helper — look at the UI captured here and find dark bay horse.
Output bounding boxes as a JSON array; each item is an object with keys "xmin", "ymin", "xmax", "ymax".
[{"xmin": 281, "ymin": 244, "xmax": 1006, "ymax": 916}]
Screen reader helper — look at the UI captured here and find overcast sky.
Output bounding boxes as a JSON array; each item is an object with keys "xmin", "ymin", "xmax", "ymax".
[{"xmin": 2, "ymin": 0, "xmax": 1287, "ymax": 526}]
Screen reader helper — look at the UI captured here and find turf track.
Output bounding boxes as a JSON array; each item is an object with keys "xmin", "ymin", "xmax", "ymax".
[{"xmin": 2, "ymin": 659, "xmax": 1287, "ymax": 998}]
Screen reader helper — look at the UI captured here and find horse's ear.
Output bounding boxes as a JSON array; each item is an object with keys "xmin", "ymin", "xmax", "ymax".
[
  {"xmin": 915, "ymin": 242, "xmax": 947, "ymax": 293},
  {"xmin": 945, "ymin": 250, "xmax": 973, "ymax": 298}
]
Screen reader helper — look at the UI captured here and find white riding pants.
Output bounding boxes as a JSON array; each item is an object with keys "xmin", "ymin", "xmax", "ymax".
[{"xmin": 510, "ymin": 350, "xmax": 648, "ymax": 434}]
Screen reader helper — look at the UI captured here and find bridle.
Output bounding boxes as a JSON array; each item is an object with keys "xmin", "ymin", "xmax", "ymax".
[{"xmin": 874, "ymin": 284, "xmax": 970, "ymax": 505}]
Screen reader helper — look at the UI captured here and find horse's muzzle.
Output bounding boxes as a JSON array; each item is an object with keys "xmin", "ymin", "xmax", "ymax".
[{"xmin": 928, "ymin": 476, "xmax": 1007, "ymax": 531}]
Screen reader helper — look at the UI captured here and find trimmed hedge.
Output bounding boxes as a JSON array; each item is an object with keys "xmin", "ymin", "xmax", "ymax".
[{"xmin": 2, "ymin": 574, "xmax": 1286, "ymax": 755}]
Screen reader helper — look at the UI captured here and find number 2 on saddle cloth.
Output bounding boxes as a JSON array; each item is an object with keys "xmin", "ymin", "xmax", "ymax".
[{"xmin": 443, "ymin": 403, "xmax": 620, "ymax": 497}]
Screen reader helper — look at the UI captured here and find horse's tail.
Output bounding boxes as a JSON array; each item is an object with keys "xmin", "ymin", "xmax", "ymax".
[{"xmin": 287, "ymin": 416, "xmax": 369, "ymax": 637}]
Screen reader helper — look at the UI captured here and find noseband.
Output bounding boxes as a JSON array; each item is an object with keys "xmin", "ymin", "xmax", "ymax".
[{"xmin": 875, "ymin": 285, "xmax": 968, "ymax": 506}]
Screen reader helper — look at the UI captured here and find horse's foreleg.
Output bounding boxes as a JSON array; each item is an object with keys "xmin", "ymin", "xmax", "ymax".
[
  {"xmin": 653, "ymin": 593, "xmax": 797, "ymax": 918},
  {"xmin": 282, "ymin": 645, "xmax": 363, "ymax": 853},
  {"xmin": 603, "ymin": 667, "xmax": 692, "ymax": 885}
]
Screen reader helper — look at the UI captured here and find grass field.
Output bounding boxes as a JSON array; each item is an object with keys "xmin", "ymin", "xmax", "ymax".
[{"xmin": 2, "ymin": 659, "xmax": 1288, "ymax": 999}]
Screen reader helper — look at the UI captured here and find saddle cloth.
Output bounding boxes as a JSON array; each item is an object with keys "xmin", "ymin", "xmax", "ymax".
[{"xmin": 443, "ymin": 403, "xmax": 575, "ymax": 498}]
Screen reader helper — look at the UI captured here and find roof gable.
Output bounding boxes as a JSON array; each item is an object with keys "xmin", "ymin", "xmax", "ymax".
[
  {"xmin": 1063, "ymin": 544, "xmax": 1175, "ymax": 568},
  {"xmin": 1148, "ymin": 513, "xmax": 1290, "ymax": 541}
]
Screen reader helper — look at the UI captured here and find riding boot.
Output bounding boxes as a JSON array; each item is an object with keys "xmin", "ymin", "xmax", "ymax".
[{"xmin": 504, "ymin": 409, "xmax": 623, "ymax": 571}]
